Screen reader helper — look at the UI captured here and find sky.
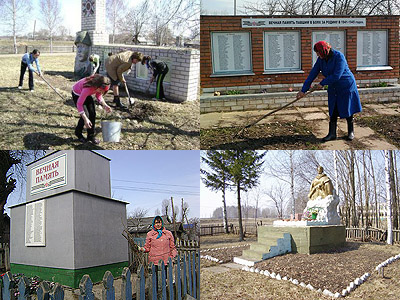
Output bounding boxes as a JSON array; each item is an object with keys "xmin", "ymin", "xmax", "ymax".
[
  {"xmin": 5, "ymin": 150, "xmax": 200, "ymax": 219},
  {"xmin": 0, "ymin": 0, "xmax": 140, "ymax": 36},
  {"xmin": 200, "ymin": 150, "xmax": 388, "ymax": 218},
  {"xmin": 201, "ymin": 0, "xmax": 257, "ymax": 15}
]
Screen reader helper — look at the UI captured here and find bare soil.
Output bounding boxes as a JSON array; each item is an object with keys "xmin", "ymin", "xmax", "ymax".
[
  {"xmin": 0, "ymin": 54, "xmax": 199, "ymax": 149},
  {"xmin": 200, "ymin": 121, "xmax": 322, "ymax": 150},
  {"xmin": 201, "ymin": 234, "xmax": 400, "ymax": 299}
]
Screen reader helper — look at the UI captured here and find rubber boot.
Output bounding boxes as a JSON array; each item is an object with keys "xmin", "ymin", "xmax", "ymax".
[
  {"xmin": 322, "ymin": 120, "xmax": 337, "ymax": 142},
  {"xmin": 114, "ymin": 96, "xmax": 127, "ymax": 109},
  {"xmin": 346, "ymin": 117, "xmax": 354, "ymax": 141}
]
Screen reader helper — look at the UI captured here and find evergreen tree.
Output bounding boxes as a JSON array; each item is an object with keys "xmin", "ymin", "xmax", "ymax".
[
  {"xmin": 224, "ymin": 150, "xmax": 266, "ymax": 241},
  {"xmin": 201, "ymin": 150, "xmax": 232, "ymax": 233}
]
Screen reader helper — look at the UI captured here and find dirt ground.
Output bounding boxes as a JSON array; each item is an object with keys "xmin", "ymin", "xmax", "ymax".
[
  {"xmin": 200, "ymin": 102, "xmax": 400, "ymax": 150},
  {"xmin": 201, "ymin": 235, "xmax": 400, "ymax": 299},
  {"xmin": 0, "ymin": 53, "xmax": 199, "ymax": 149}
]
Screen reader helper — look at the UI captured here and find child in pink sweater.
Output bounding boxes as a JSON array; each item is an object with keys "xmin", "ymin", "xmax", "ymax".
[{"xmin": 72, "ymin": 74, "xmax": 112, "ymax": 144}]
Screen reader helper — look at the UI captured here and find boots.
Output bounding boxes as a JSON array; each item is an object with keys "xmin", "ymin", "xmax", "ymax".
[
  {"xmin": 322, "ymin": 120, "xmax": 337, "ymax": 142},
  {"xmin": 114, "ymin": 96, "xmax": 126, "ymax": 109},
  {"xmin": 346, "ymin": 117, "xmax": 354, "ymax": 141}
]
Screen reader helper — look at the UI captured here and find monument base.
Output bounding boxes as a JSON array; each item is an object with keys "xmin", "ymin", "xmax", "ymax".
[
  {"xmin": 10, "ymin": 261, "xmax": 128, "ymax": 288},
  {"xmin": 273, "ymin": 220, "xmax": 330, "ymax": 227}
]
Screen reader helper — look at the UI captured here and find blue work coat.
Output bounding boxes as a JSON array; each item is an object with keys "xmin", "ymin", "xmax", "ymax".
[{"xmin": 301, "ymin": 49, "xmax": 362, "ymax": 118}]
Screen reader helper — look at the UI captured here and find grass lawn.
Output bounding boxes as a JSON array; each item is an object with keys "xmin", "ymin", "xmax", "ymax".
[{"xmin": 0, "ymin": 53, "xmax": 199, "ymax": 149}]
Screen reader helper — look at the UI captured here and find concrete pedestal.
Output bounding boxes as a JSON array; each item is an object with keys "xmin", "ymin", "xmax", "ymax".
[{"xmin": 9, "ymin": 151, "xmax": 128, "ymax": 288}]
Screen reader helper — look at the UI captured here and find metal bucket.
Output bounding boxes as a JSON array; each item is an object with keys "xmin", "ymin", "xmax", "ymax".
[{"xmin": 101, "ymin": 121, "xmax": 121, "ymax": 142}]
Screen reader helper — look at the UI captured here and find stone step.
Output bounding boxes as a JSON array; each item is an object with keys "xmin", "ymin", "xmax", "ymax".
[{"xmin": 250, "ymin": 242, "xmax": 274, "ymax": 252}]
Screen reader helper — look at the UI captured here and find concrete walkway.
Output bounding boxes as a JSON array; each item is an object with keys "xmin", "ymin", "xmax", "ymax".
[{"xmin": 200, "ymin": 103, "xmax": 400, "ymax": 150}]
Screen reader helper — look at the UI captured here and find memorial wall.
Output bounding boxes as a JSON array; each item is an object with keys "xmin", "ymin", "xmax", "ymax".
[{"xmin": 200, "ymin": 15, "xmax": 399, "ymax": 92}]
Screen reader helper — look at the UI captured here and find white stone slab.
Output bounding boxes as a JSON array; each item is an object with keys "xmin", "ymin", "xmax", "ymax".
[{"xmin": 273, "ymin": 220, "xmax": 329, "ymax": 227}]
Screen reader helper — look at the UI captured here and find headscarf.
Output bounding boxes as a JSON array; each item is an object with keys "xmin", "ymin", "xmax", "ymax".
[
  {"xmin": 152, "ymin": 215, "xmax": 164, "ymax": 239},
  {"xmin": 314, "ymin": 41, "xmax": 331, "ymax": 60}
]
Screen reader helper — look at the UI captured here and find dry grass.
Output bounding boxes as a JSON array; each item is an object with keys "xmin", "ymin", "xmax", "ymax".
[
  {"xmin": 0, "ymin": 53, "xmax": 199, "ymax": 149},
  {"xmin": 201, "ymin": 234, "xmax": 400, "ymax": 300}
]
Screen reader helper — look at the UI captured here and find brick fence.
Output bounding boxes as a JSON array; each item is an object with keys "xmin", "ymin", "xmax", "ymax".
[
  {"xmin": 201, "ymin": 84, "xmax": 400, "ymax": 113},
  {"xmin": 91, "ymin": 44, "xmax": 200, "ymax": 102}
]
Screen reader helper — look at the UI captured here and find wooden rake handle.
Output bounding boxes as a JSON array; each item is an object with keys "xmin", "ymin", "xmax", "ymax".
[
  {"xmin": 39, "ymin": 74, "xmax": 66, "ymax": 101},
  {"xmin": 233, "ymin": 89, "xmax": 315, "ymax": 139}
]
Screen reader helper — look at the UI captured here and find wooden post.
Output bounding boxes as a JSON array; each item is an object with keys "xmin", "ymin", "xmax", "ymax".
[
  {"xmin": 137, "ymin": 265, "xmax": 145, "ymax": 300},
  {"xmin": 171, "ymin": 197, "xmax": 177, "ymax": 240},
  {"xmin": 102, "ymin": 271, "xmax": 115, "ymax": 300}
]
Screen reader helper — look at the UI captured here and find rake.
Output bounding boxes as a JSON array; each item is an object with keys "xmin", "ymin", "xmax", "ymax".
[
  {"xmin": 37, "ymin": 73, "xmax": 67, "ymax": 101},
  {"xmin": 232, "ymin": 89, "xmax": 315, "ymax": 140}
]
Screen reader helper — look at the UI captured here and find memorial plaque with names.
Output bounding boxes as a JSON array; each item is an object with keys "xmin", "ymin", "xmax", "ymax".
[
  {"xmin": 25, "ymin": 200, "xmax": 46, "ymax": 246},
  {"xmin": 211, "ymin": 32, "xmax": 252, "ymax": 74},
  {"xmin": 357, "ymin": 30, "xmax": 388, "ymax": 67},
  {"xmin": 264, "ymin": 31, "xmax": 300, "ymax": 72},
  {"xmin": 312, "ymin": 31, "xmax": 345, "ymax": 64}
]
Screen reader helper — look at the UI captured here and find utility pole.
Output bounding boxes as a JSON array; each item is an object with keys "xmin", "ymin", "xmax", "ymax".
[
  {"xmin": 234, "ymin": 0, "xmax": 237, "ymax": 15},
  {"xmin": 33, "ymin": 20, "xmax": 36, "ymax": 40}
]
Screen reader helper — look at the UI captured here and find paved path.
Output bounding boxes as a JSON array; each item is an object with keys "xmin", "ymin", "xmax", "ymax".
[{"xmin": 200, "ymin": 103, "xmax": 399, "ymax": 150}]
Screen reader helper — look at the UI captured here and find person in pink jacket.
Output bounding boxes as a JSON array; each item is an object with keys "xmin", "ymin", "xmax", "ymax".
[
  {"xmin": 140, "ymin": 216, "xmax": 177, "ymax": 266},
  {"xmin": 72, "ymin": 74, "xmax": 112, "ymax": 144}
]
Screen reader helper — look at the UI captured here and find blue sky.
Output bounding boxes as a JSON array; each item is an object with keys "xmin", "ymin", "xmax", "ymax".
[{"xmin": 5, "ymin": 150, "xmax": 200, "ymax": 219}]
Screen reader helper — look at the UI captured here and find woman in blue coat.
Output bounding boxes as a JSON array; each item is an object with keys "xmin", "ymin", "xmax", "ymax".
[{"xmin": 297, "ymin": 41, "xmax": 362, "ymax": 141}]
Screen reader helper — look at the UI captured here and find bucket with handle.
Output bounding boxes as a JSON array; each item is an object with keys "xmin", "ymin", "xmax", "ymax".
[{"xmin": 101, "ymin": 121, "xmax": 122, "ymax": 142}]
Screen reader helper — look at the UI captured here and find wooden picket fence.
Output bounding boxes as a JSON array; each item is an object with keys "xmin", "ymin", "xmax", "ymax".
[
  {"xmin": 346, "ymin": 227, "xmax": 400, "ymax": 243},
  {"xmin": 0, "ymin": 252, "xmax": 200, "ymax": 300}
]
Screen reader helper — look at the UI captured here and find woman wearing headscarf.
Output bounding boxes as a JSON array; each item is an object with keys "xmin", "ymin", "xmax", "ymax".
[
  {"xmin": 139, "ymin": 216, "xmax": 177, "ymax": 266},
  {"xmin": 297, "ymin": 41, "xmax": 362, "ymax": 141}
]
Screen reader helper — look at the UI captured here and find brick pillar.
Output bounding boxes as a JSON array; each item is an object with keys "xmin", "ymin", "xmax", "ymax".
[{"xmin": 81, "ymin": 0, "xmax": 108, "ymax": 45}]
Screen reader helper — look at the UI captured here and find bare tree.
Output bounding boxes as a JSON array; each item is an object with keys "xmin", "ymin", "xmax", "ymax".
[
  {"xmin": 0, "ymin": 0, "xmax": 32, "ymax": 54},
  {"xmin": 39, "ymin": 0, "xmax": 63, "ymax": 52},
  {"xmin": 265, "ymin": 183, "xmax": 288, "ymax": 219},
  {"xmin": 107, "ymin": 0, "xmax": 127, "ymax": 44},
  {"xmin": 119, "ymin": 0, "xmax": 150, "ymax": 45},
  {"xmin": 385, "ymin": 150, "xmax": 393, "ymax": 245},
  {"xmin": 128, "ymin": 207, "xmax": 148, "ymax": 219}
]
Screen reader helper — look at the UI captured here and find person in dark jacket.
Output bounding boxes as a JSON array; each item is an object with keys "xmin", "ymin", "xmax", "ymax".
[
  {"xmin": 297, "ymin": 41, "xmax": 362, "ymax": 142},
  {"xmin": 142, "ymin": 56, "xmax": 169, "ymax": 101},
  {"xmin": 18, "ymin": 49, "xmax": 42, "ymax": 92}
]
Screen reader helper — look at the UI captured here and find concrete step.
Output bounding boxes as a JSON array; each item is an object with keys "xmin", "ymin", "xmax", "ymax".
[
  {"xmin": 242, "ymin": 249, "xmax": 265, "ymax": 261},
  {"xmin": 250, "ymin": 242, "xmax": 273, "ymax": 252}
]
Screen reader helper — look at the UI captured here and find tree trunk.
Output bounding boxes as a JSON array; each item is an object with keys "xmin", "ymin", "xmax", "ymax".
[
  {"xmin": 13, "ymin": 0, "xmax": 17, "ymax": 54},
  {"xmin": 290, "ymin": 152, "xmax": 295, "ymax": 217},
  {"xmin": 349, "ymin": 151, "xmax": 357, "ymax": 227},
  {"xmin": 389, "ymin": 151, "xmax": 398, "ymax": 229},
  {"xmin": 222, "ymin": 185, "xmax": 229, "ymax": 234},
  {"xmin": 362, "ymin": 151, "xmax": 370, "ymax": 227},
  {"xmin": 237, "ymin": 182, "xmax": 244, "ymax": 241},
  {"xmin": 385, "ymin": 150, "xmax": 393, "ymax": 245}
]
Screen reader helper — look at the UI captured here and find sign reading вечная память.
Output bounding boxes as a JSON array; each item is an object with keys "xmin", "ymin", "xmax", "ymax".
[
  {"xmin": 30, "ymin": 153, "xmax": 67, "ymax": 195},
  {"xmin": 242, "ymin": 18, "xmax": 366, "ymax": 28}
]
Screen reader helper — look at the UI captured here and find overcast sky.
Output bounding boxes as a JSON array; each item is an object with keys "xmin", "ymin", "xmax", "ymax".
[{"xmin": 201, "ymin": 0, "xmax": 259, "ymax": 15}]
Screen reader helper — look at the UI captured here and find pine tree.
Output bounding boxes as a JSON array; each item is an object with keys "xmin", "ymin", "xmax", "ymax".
[
  {"xmin": 201, "ymin": 150, "xmax": 232, "ymax": 233},
  {"xmin": 224, "ymin": 150, "xmax": 266, "ymax": 241}
]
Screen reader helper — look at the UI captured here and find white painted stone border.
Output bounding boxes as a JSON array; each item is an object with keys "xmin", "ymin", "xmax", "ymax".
[
  {"xmin": 200, "ymin": 244, "xmax": 250, "ymax": 264},
  {"xmin": 239, "ymin": 252, "xmax": 400, "ymax": 298}
]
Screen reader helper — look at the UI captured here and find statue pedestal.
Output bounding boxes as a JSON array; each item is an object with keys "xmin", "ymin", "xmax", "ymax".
[
  {"xmin": 304, "ymin": 194, "xmax": 341, "ymax": 225},
  {"xmin": 273, "ymin": 220, "xmax": 329, "ymax": 227}
]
